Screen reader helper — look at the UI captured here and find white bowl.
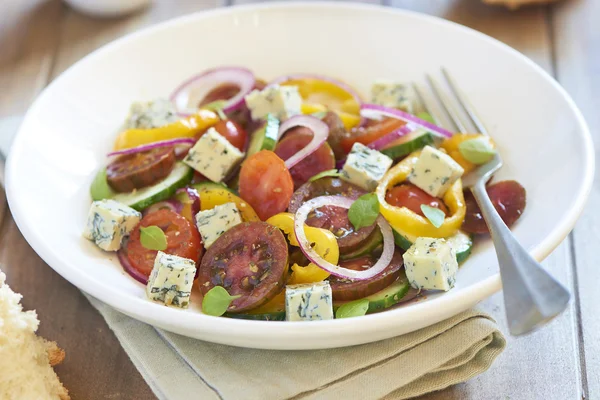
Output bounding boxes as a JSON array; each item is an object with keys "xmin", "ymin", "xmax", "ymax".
[{"xmin": 6, "ymin": 2, "xmax": 593, "ymax": 349}]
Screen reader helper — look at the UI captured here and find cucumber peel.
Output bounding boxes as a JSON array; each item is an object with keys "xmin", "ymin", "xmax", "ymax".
[
  {"xmin": 112, "ymin": 162, "xmax": 193, "ymax": 211},
  {"xmin": 246, "ymin": 114, "xmax": 279, "ymax": 157},
  {"xmin": 380, "ymin": 130, "xmax": 434, "ymax": 160}
]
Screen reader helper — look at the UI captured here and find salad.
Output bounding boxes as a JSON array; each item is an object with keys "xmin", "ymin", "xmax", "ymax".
[{"xmin": 83, "ymin": 67, "xmax": 526, "ymax": 321}]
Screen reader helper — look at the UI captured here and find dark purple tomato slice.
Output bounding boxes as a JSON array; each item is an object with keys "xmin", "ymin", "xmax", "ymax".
[
  {"xmin": 305, "ymin": 205, "xmax": 376, "ymax": 251},
  {"xmin": 288, "ymin": 177, "xmax": 366, "ymax": 214},
  {"xmin": 198, "ymin": 222, "xmax": 288, "ymax": 312},
  {"xmin": 462, "ymin": 180, "xmax": 527, "ymax": 234},
  {"xmin": 329, "ymin": 252, "xmax": 404, "ymax": 302},
  {"xmin": 275, "ymin": 127, "xmax": 336, "ymax": 188},
  {"xmin": 321, "ymin": 111, "xmax": 347, "ymax": 160},
  {"xmin": 107, "ymin": 147, "xmax": 176, "ymax": 193}
]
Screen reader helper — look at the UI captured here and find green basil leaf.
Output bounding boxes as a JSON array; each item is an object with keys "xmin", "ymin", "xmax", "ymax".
[
  {"xmin": 90, "ymin": 168, "xmax": 115, "ymax": 201},
  {"xmin": 458, "ymin": 138, "xmax": 496, "ymax": 165},
  {"xmin": 336, "ymin": 298, "xmax": 369, "ymax": 319},
  {"xmin": 139, "ymin": 226, "xmax": 168, "ymax": 251},
  {"xmin": 420, "ymin": 205, "xmax": 445, "ymax": 228},
  {"xmin": 202, "ymin": 286, "xmax": 242, "ymax": 316},
  {"xmin": 348, "ymin": 193, "xmax": 380, "ymax": 231},
  {"xmin": 416, "ymin": 112, "xmax": 435, "ymax": 124},
  {"xmin": 202, "ymin": 100, "xmax": 227, "ymax": 120},
  {"xmin": 308, "ymin": 169, "xmax": 343, "ymax": 182}
]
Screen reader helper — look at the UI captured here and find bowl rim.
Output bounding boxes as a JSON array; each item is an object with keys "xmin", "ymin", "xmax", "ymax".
[{"xmin": 6, "ymin": 1, "xmax": 595, "ymax": 349}]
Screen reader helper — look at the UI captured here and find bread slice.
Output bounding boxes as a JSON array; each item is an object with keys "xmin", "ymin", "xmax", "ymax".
[{"xmin": 0, "ymin": 270, "xmax": 70, "ymax": 400}]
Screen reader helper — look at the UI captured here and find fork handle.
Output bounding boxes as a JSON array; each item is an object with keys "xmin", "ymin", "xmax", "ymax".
[{"xmin": 471, "ymin": 180, "xmax": 571, "ymax": 335}]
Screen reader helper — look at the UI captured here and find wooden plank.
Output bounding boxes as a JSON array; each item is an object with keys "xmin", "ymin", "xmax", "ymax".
[
  {"xmin": 385, "ymin": 1, "xmax": 583, "ymax": 399},
  {"xmin": 0, "ymin": 1, "xmax": 221, "ymax": 399},
  {"xmin": 551, "ymin": 0, "xmax": 600, "ymax": 398}
]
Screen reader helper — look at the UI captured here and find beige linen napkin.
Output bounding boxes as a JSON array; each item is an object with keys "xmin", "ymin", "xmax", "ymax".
[{"xmin": 87, "ymin": 296, "xmax": 505, "ymax": 400}]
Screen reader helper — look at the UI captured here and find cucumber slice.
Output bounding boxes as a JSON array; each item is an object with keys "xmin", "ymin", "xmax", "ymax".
[
  {"xmin": 393, "ymin": 227, "xmax": 473, "ymax": 263},
  {"xmin": 380, "ymin": 130, "xmax": 434, "ymax": 160},
  {"xmin": 225, "ymin": 311, "xmax": 286, "ymax": 321},
  {"xmin": 191, "ymin": 181, "xmax": 235, "ymax": 194},
  {"xmin": 246, "ymin": 114, "xmax": 279, "ymax": 157},
  {"xmin": 112, "ymin": 162, "xmax": 193, "ymax": 211},
  {"xmin": 446, "ymin": 230, "xmax": 473, "ymax": 264},
  {"xmin": 340, "ymin": 229, "xmax": 383, "ymax": 260},
  {"xmin": 365, "ymin": 275, "xmax": 412, "ymax": 313}
]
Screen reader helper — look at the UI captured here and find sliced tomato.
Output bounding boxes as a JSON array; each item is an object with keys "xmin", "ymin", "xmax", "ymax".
[
  {"xmin": 213, "ymin": 119, "xmax": 247, "ymax": 151},
  {"xmin": 340, "ymin": 118, "xmax": 406, "ymax": 153},
  {"xmin": 198, "ymin": 221, "xmax": 288, "ymax": 312},
  {"xmin": 329, "ymin": 252, "xmax": 403, "ymax": 301},
  {"xmin": 239, "ymin": 150, "xmax": 294, "ymax": 220},
  {"xmin": 463, "ymin": 180, "xmax": 526, "ymax": 234},
  {"xmin": 107, "ymin": 147, "xmax": 176, "ymax": 192},
  {"xmin": 305, "ymin": 205, "xmax": 376, "ymax": 251},
  {"xmin": 288, "ymin": 177, "xmax": 366, "ymax": 214},
  {"xmin": 275, "ymin": 128, "xmax": 335, "ymax": 188},
  {"xmin": 386, "ymin": 183, "xmax": 449, "ymax": 217},
  {"xmin": 322, "ymin": 111, "xmax": 347, "ymax": 160},
  {"xmin": 124, "ymin": 209, "xmax": 203, "ymax": 278}
]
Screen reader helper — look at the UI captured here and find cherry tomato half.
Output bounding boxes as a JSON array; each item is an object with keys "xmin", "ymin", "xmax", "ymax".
[
  {"xmin": 239, "ymin": 150, "xmax": 294, "ymax": 220},
  {"xmin": 213, "ymin": 119, "xmax": 247, "ymax": 152},
  {"xmin": 124, "ymin": 209, "xmax": 203, "ymax": 278},
  {"xmin": 462, "ymin": 180, "xmax": 526, "ymax": 234},
  {"xmin": 386, "ymin": 183, "xmax": 449, "ymax": 217}
]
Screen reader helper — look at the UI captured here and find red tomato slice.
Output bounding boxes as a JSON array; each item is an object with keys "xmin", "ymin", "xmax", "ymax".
[
  {"xmin": 239, "ymin": 150, "xmax": 294, "ymax": 220},
  {"xmin": 386, "ymin": 183, "xmax": 449, "ymax": 216},
  {"xmin": 340, "ymin": 118, "xmax": 405, "ymax": 153},
  {"xmin": 125, "ymin": 209, "xmax": 203, "ymax": 278},
  {"xmin": 213, "ymin": 119, "xmax": 247, "ymax": 151},
  {"xmin": 275, "ymin": 127, "xmax": 335, "ymax": 188}
]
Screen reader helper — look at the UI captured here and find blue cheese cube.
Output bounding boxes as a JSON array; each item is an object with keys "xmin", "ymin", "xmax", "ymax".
[
  {"xmin": 195, "ymin": 202, "xmax": 242, "ymax": 248},
  {"xmin": 83, "ymin": 199, "xmax": 141, "ymax": 251},
  {"xmin": 244, "ymin": 84, "xmax": 302, "ymax": 121},
  {"xmin": 408, "ymin": 145, "xmax": 464, "ymax": 198},
  {"xmin": 341, "ymin": 142, "xmax": 393, "ymax": 191},
  {"xmin": 403, "ymin": 237, "xmax": 458, "ymax": 291},
  {"xmin": 123, "ymin": 98, "xmax": 178, "ymax": 129},
  {"xmin": 183, "ymin": 127, "xmax": 244, "ymax": 182},
  {"xmin": 285, "ymin": 281, "xmax": 334, "ymax": 321},
  {"xmin": 371, "ymin": 81, "xmax": 413, "ymax": 113},
  {"xmin": 146, "ymin": 251, "xmax": 196, "ymax": 308}
]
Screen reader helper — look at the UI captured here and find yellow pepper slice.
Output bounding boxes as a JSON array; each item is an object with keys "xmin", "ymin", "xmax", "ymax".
[
  {"xmin": 266, "ymin": 213, "xmax": 339, "ymax": 284},
  {"xmin": 196, "ymin": 187, "xmax": 260, "ymax": 222},
  {"xmin": 376, "ymin": 151, "xmax": 466, "ymax": 238},
  {"xmin": 440, "ymin": 134, "xmax": 496, "ymax": 174},
  {"xmin": 113, "ymin": 109, "xmax": 220, "ymax": 150}
]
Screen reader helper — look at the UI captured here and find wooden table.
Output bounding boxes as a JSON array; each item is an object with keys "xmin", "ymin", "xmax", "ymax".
[{"xmin": 0, "ymin": 0, "xmax": 597, "ymax": 399}]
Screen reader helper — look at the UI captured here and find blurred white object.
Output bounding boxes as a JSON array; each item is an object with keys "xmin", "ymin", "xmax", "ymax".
[{"xmin": 63, "ymin": 0, "xmax": 151, "ymax": 17}]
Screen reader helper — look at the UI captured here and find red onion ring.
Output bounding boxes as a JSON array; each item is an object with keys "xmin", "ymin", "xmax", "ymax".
[
  {"xmin": 278, "ymin": 115, "xmax": 329, "ymax": 169},
  {"xmin": 176, "ymin": 187, "xmax": 201, "ymax": 217},
  {"xmin": 293, "ymin": 195, "xmax": 394, "ymax": 281},
  {"xmin": 367, "ymin": 123, "xmax": 419, "ymax": 150},
  {"xmin": 170, "ymin": 67, "xmax": 255, "ymax": 116},
  {"xmin": 117, "ymin": 247, "xmax": 148, "ymax": 285},
  {"xmin": 107, "ymin": 138, "xmax": 195, "ymax": 157},
  {"xmin": 361, "ymin": 104, "xmax": 453, "ymax": 138},
  {"xmin": 142, "ymin": 199, "xmax": 183, "ymax": 217}
]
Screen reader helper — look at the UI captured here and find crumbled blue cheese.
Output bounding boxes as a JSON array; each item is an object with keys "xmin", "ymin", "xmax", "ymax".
[
  {"xmin": 183, "ymin": 127, "xmax": 245, "ymax": 182},
  {"xmin": 371, "ymin": 81, "xmax": 413, "ymax": 113},
  {"xmin": 123, "ymin": 98, "xmax": 178, "ymax": 129},
  {"xmin": 341, "ymin": 142, "xmax": 393, "ymax": 191},
  {"xmin": 195, "ymin": 202, "xmax": 242, "ymax": 248},
  {"xmin": 146, "ymin": 251, "xmax": 196, "ymax": 308},
  {"xmin": 285, "ymin": 281, "xmax": 334, "ymax": 321},
  {"xmin": 82, "ymin": 199, "xmax": 141, "ymax": 251},
  {"xmin": 408, "ymin": 145, "xmax": 464, "ymax": 198},
  {"xmin": 244, "ymin": 84, "xmax": 302, "ymax": 121},
  {"xmin": 403, "ymin": 237, "xmax": 458, "ymax": 291}
]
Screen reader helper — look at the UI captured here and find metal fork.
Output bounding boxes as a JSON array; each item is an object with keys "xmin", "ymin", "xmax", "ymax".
[{"xmin": 415, "ymin": 68, "xmax": 571, "ymax": 336}]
